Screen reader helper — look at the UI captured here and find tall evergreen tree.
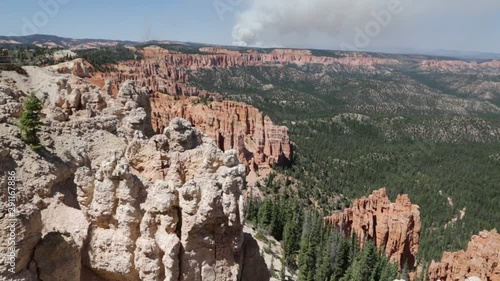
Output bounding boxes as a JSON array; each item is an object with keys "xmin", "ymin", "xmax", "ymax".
[
  {"xmin": 314, "ymin": 233, "xmax": 333, "ymax": 281},
  {"xmin": 379, "ymin": 261, "xmax": 398, "ymax": 281},
  {"xmin": 298, "ymin": 238, "xmax": 316, "ymax": 281},
  {"xmin": 357, "ymin": 241, "xmax": 377, "ymax": 281},
  {"xmin": 298, "ymin": 211, "xmax": 317, "ymax": 281},
  {"xmin": 330, "ymin": 233, "xmax": 350, "ymax": 281},
  {"xmin": 283, "ymin": 217, "xmax": 301, "ymax": 269},
  {"xmin": 19, "ymin": 92, "xmax": 43, "ymax": 148},
  {"xmin": 270, "ymin": 201, "xmax": 284, "ymax": 239},
  {"xmin": 258, "ymin": 199, "xmax": 274, "ymax": 227}
]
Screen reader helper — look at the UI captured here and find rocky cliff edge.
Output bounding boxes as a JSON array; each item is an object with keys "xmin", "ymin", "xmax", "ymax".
[{"xmin": 0, "ymin": 66, "xmax": 268, "ymax": 281}]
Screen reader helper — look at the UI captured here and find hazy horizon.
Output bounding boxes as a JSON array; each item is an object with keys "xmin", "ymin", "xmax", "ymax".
[{"xmin": 1, "ymin": 0, "xmax": 499, "ymax": 54}]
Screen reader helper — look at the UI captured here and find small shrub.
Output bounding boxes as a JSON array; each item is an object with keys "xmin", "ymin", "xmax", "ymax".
[
  {"xmin": 254, "ymin": 231, "xmax": 269, "ymax": 243},
  {"xmin": 30, "ymin": 144, "xmax": 43, "ymax": 151}
]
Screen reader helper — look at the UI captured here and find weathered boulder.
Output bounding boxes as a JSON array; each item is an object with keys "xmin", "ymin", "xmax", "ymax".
[
  {"xmin": 34, "ymin": 232, "xmax": 82, "ymax": 281},
  {"xmin": 48, "ymin": 58, "xmax": 94, "ymax": 78}
]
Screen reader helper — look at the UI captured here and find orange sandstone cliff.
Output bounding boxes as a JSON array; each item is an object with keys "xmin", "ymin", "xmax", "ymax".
[
  {"xmin": 428, "ymin": 229, "xmax": 500, "ymax": 281},
  {"xmin": 150, "ymin": 94, "xmax": 293, "ymax": 172},
  {"xmin": 324, "ymin": 188, "xmax": 421, "ymax": 269},
  {"xmin": 85, "ymin": 46, "xmax": 297, "ymax": 176},
  {"xmin": 91, "ymin": 46, "xmax": 400, "ymax": 95}
]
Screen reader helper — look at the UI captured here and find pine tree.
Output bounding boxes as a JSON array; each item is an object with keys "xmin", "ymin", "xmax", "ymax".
[
  {"xmin": 298, "ymin": 240, "xmax": 316, "ymax": 281},
  {"xmin": 270, "ymin": 200, "xmax": 284, "ymax": 239},
  {"xmin": 283, "ymin": 217, "xmax": 301, "ymax": 269},
  {"xmin": 314, "ymin": 233, "xmax": 333, "ymax": 281},
  {"xmin": 342, "ymin": 240, "xmax": 378, "ymax": 281},
  {"xmin": 258, "ymin": 199, "xmax": 274, "ymax": 227},
  {"xmin": 245, "ymin": 193, "xmax": 260, "ymax": 223},
  {"xmin": 358, "ymin": 241, "xmax": 377, "ymax": 281},
  {"xmin": 330, "ymin": 233, "xmax": 350, "ymax": 281},
  {"xmin": 369, "ymin": 250, "xmax": 387, "ymax": 281},
  {"xmin": 379, "ymin": 261, "xmax": 398, "ymax": 281},
  {"xmin": 298, "ymin": 211, "xmax": 316, "ymax": 281},
  {"xmin": 19, "ymin": 92, "xmax": 43, "ymax": 149},
  {"xmin": 338, "ymin": 266, "xmax": 353, "ymax": 281}
]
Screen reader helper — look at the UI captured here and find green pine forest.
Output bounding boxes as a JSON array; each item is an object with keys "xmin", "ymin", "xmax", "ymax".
[
  {"xmin": 189, "ymin": 63, "xmax": 500, "ymax": 275},
  {"xmin": 246, "ymin": 190, "xmax": 407, "ymax": 281}
]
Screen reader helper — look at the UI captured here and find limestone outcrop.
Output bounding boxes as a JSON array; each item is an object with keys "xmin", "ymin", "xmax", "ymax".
[
  {"xmin": 324, "ymin": 188, "xmax": 421, "ymax": 269},
  {"xmin": 0, "ymin": 66, "xmax": 268, "ymax": 281},
  {"xmin": 150, "ymin": 95, "xmax": 293, "ymax": 172},
  {"xmin": 428, "ymin": 229, "xmax": 500, "ymax": 281},
  {"xmin": 48, "ymin": 58, "xmax": 94, "ymax": 78}
]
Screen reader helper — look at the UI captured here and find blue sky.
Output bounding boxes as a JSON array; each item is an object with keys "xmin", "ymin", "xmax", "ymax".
[
  {"xmin": 1, "ymin": 0, "xmax": 499, "ymax": 53},
  {"xmin": 0, "ymin": 0, "xmax": 234, "ymax": 44}
]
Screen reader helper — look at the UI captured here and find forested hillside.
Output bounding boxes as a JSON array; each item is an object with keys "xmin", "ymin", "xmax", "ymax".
[
  {"xmin": 189, "ymin": 61, "xmax": 500, "ymax": 265},
  {"xmin": 246, "ymin": 192, "xmax": 403, "ymax": 281},
  {"xmin": 75, "ymin": 45, "xmax": 144, "ymax": 72}
]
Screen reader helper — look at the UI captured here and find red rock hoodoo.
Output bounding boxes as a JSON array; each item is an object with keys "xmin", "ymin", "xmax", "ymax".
[
  {"xmin": 428, "ymin": 229, "xmax": 500, "ymax": 281},
  {"xmin": 90, "ymin": 46, "xmax": 400, "ymax": 95},
  {"xmin": 324, "ymin": 188, "xmax": 421, "ymax": 269},
  {"xmin": 150, "ymin": 94, "xmax": 293, "ymax": 172}
]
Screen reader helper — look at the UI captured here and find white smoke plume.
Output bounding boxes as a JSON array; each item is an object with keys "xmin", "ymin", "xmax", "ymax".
[
  {"xmin": 231, "ymin": 0, "xmax": 500, "ymax": 49},
  {"xmin": 232, "ymin": 0, "xmax": 389, "ymax": 47}
]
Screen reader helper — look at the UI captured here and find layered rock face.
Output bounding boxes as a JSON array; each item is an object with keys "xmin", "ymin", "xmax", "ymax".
[
  {"xmin": 0, "ymin": 67, "xmax": 267, "ymax": 281},
  {"xmin": 420, "ymin": 59, "xmax": 500, "ymax": 74},
  {"xmin": 324, "ymin": 188, "xmax": 421, "ymax": 269},
  {"xmin": 91, "ymin": 46, "xmax": 400, "ymax": 95},
  {"xmin": 150, "ymin": 94, "xmax": 293, "ymax": 172},
  {"xmin": 428, "ymin": 229, "xmax": 500, "ymax": 281}
]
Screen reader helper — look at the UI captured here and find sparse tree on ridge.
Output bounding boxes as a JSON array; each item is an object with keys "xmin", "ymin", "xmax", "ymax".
[{"xmin": 20, "ymin": 92, "xmax": 43, "ymax": 149}]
